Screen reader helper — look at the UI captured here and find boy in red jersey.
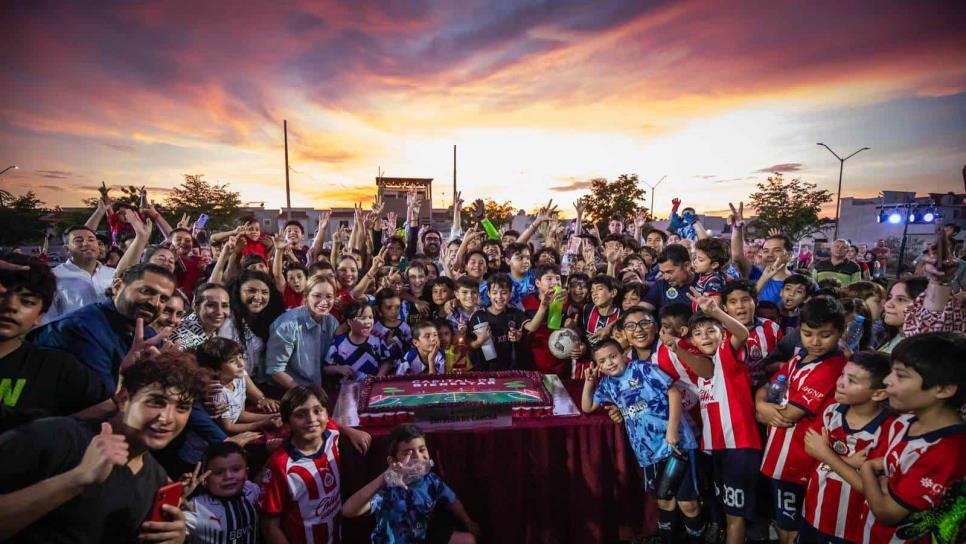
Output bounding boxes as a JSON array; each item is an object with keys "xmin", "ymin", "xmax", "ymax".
[
  {"xmin": 861, "ymin": 333, "xmax": 966, "ymax": 544},
  {"xmin": 521, "ymin": 263, "xmax": 569, "ymax": 376},
  {"xmin": 259, "ymin": 385, "xmax": 371, "ymax": 544},
  {"xmin": 719, "ymin": 279, "xmax": 783, "ymax": 389},
  {"xmin": 800, "ymin": 351, "xmax": 894, "ymax": 543},
  {"xmin": 756, "ymin": 296, "xmax": 848, "ymax": 544},
  {"xmin": 680, "ymin": 289, "xmax": 760, "ymax": 544}
]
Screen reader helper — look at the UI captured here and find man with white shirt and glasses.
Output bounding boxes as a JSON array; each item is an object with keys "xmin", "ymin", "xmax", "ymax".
[{"xmin": 43, "ymin": 226, "xmax": 116, "ymax": 324}]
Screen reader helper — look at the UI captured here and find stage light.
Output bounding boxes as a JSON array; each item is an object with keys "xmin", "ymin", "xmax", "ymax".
[
  {"xmin": 923, "ymin": 211, "xmax": 936, "ymax": 223},
  {"xmin": 888, "ymin": 212, "xmax": 903, "ymax": 224},
  {"xmin": 908, "ymin": 213, "xmax": 917, "ymax": 223}
]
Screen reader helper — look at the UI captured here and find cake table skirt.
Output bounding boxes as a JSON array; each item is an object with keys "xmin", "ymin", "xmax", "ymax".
[{"xmin": 339, "ymin": 380, "xmax": 656, "ymax": 543}]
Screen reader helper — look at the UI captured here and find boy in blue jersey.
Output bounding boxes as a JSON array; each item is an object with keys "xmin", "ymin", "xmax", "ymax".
[
  {"xmin": 581, "ymin": 339, "xmax": 704, "ymax": 543},
  {"xmin": 342, "ymin": 424, "xmax": 479, "ymax": 543}
]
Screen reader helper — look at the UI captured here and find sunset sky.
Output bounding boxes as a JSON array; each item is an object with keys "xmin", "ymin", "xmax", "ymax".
[{"xmin": 2, "ymin": 1, "xmax": 965, "ymax": 219}]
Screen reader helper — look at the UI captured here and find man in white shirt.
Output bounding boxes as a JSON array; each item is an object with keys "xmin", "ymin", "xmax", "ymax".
[{"xmin": 43, "ymin": 226, "xmax": 116, "ymax": 324}]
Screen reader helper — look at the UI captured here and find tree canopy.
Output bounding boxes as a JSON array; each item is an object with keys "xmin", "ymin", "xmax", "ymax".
[
  {"xmin": 459, "ymin": 199, "xmax": 516, "ymax": 231},
  {"xmin": 580, "ymin": 174, "xmax": 647, "ymax": 229},
  {"xmin": 748, "ymin": 172, "xmax": 832, "ymax": 242},
  {"xmin": 0, "ymin": 191, "xmax": 48, "ymax": 246},
  {"xmin": 163, "ymin": 174, "xmax": 241, "ymax": 231}
]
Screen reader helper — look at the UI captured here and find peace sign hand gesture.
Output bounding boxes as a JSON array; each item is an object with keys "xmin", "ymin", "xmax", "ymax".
[
  {"xmin": 120, "ymin": 318, "xmax": 171, "ymax": 372},
  {"xmin": 180, "ymin": 462, "xmax": 212, "ymax": 499},
  {"xmin": 728, "ymin": 202, "xmax": 745, "ymax": 228},
  {"xmin": 687, "ymin": 287, "xmax": 719, "ymax": 316}
]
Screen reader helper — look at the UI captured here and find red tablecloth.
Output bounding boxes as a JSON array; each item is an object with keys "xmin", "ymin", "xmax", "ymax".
[{"xmin": 339, "ymin": 381, "xmax": 656, "ymax": 543}]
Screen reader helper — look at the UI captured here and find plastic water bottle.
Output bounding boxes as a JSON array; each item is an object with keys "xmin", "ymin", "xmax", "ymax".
[
  {"xmin": 767, "ymin": 375, "xmax": 788, "ymax": 404},
  {"xmin": 480, "ymin": 218, "xmax": 501, "ymax": 240},
  {"xmin": 656, "ymin": 449, "xmax": 689, "ymax": 500},
  {"xmin": 547, "ymin": 286, "xmax": 564, "ymax": 330},
  {"xmin": 474, "ymin": 322, "xmax": 498, "ymax": 361},
  {"xmin": 845, "ymin": 315, "xmax": 866, "ymax": 351}
]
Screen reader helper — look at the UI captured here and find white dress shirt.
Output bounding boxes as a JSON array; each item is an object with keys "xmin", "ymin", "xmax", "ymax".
[{"xmin": 43, "ymin": 259, "xmax": 116, "ymax": 324}]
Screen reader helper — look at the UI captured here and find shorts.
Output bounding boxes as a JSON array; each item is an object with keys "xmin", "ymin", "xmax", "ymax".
[
  {"xmin": 644, "ymin": 452, "xmax": 699, "ymax": 502},
  {"xmin": 710, "ymin": 448, "xmax": 760, "ymax": 520},
  {"xmin": 769, "ymin": 478, "xmax": 806, "ymax": 531},
  {"xmin": 796, "ymin": 520, "xmax": 850, "ymax": 544}
]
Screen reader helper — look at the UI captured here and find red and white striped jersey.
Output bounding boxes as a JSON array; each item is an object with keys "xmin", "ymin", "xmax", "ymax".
[
  {"xmin": 740, "ymin": 318, "xmax": 783, "ymax": 388},
  {"xmin": 649, "ymin": 340, "xmax": 703, "ymax": 430},
  {"xmin": 864, "ymin": 414, "xmax": 966, "ymax": 544},
  {"xmin": 259, "ymin": 420, "xmax": 342, "ymax": 544},
  {"xmin": 802, "ymin": 403, "xmax": 894, "ymax": 542},
  {"xmin": 694, "ymin": 332, "xmax": 761, "ymax": 451},
  {"xmin": 761, "ymin": 350, "xmax": 846, "ymax": 484}
]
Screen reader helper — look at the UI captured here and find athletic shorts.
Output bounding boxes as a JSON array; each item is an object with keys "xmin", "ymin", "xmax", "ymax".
[
  {"xmin": 796, "ymin": 520, "xmax": 850, "ymax": 543},
  {"xmin": 710, "ymin": 448, "xmax": 760, "ymax": 520},
  {"xmin": 644, "ymin": 452, "xmax": 699, "ymax": 502},
  {"xmin": 769, "ymin": 478, "xmax": 806, "ymax": 531}
]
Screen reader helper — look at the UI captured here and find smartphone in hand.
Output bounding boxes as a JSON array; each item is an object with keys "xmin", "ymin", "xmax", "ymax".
[{"xmin": 149, "ymin": 481, "xmax": 184, "ymax": 522}]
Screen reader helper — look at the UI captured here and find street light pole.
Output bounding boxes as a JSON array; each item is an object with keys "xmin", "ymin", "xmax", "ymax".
[
  {"xmin": 0, "ymin": 165, "xmax": 18, "ymax": 176},
  {"xmin": 641, "ymin": 175, "xmax": 667, "ymax": 220},
  {"xmin": 817, "ymin": 143, "xmax": 869, "ymax": 240}
]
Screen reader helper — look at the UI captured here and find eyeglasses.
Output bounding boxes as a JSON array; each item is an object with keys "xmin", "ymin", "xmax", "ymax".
[{"xmin": 622, "ymin": 319, "xmax": 655, "ymax": 331}]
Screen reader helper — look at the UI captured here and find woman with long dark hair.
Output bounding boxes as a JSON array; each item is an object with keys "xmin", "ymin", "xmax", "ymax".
[{"xmin": 227, "ymin": 270, "xmax": 285, "ymax": 383}]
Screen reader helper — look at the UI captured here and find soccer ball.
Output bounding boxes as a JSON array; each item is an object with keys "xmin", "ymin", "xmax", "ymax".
[{"xmin": 548, "ymin": 328, "xmax": 581, "ymax": 359}]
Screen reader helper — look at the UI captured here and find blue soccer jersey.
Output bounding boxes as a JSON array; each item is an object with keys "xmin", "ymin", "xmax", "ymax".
[
  {"xmin": 370, "ymin": 472, "xmax": 456, "ymax": 544},
  {"xmin": 594, "ymin": 360, "xmax": 698, "ymax": 467},
  {"xmin": 324, "ymin": 334, "xmax": 392, "ymax": 380}
]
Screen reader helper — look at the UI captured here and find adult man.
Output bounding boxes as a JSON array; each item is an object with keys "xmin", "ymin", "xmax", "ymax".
[
  {"xmin": 43, "ymin": 226, "xmax": 116, "ymax": 324},
  {"xmin": 29, "ymin": 263, "xmax": 175, "ymax": 391},
  {"xmin": 641, "ymin": 244, "xmax": 699, "ymax": 313},
  {"xmin": 811, "ymin": 239, "xmax": 862, "ymax": 287},
  {"xmin": 0, "ymin": 254, "xmax": 108, "ymax": 431},
  {"xmin": 755, "ymin": 234, "xmax": 793, "ymax": 305},
  {"xmin": 0, "ymin": 353, "xmax": 201, "ymax": 543}
]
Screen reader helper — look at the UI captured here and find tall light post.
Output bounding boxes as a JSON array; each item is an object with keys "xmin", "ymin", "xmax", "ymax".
[
  {"xmin": 817, "ymin": 143, "xmax": 869, "ymax": 240},
  {"xmin": 0, "ymin": 165, "xmax": 18, "ymax": 176},
  {"xmin": 641, "ymin": 175, "xmax": 667, "ymax": 220}
]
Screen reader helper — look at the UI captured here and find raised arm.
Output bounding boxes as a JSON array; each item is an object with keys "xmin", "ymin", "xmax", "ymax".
[
  {"xmin": 85, "ymin": 199, "xmax": 111, "ymax": 231},
  {"xmin": 351, "ymin": 247, "xmax": 387, "ymax": 299},
  {"xmin": 141, "ymin": 200, "xmax": 173, "ymax": 238},
  {"xmin": 690, "ymin": 288, "xmax": 749, "ymax": 348},
  {"xmin": 114, "ymin": 210, "xmax": 153, "ymax": 277},
  {"xmin": 518, "ymin": 200, "xmax": 557, "ymax": 246},
  {"xmin": 660, "ymin": 330, "xmax": 713, "ymax": 379},
  {"xmin": 208, "ymin": 237, "xmax": 235, "ymax": 284},
  {"xmin": 450, "ymin": 191, "xmax": 464, "ymax": 241},
  {"xmin": 727, "ymin": 202, "xmax": 752, "ymax": 278},
  {"xmin": 306, "ymin": 211, "xmax": 331, "ymax": 265},
  {"xmin": 272, "ymin": 235, "xmax": 289, "ymax": 293}
]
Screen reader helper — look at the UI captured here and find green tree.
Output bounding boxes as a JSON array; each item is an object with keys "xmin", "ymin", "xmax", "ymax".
[
  {"xmin": 0, "ymin": 191, "xmax": 48, "ymax": 246},
  {"xmin": 748, "ymin": 173, "xmax": 833, "ymax": 242},
  {"xmin": 81, "ymin": 184, "xmax": 143, "ymax": 209},
  {"xmin": 163, "ymin": 174, "xmax": 241, "ymax": 231},
  {"xmin": 459, "ymin": 199, "xmax": 516, "ymax": 231},
  {"xmin": 580, "ymin": 174, "xmax": 647, "ymax": 230}
]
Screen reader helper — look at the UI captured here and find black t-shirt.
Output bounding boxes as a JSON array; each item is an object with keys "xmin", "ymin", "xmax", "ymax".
[
  {"xmin": 0, "ymin": 342, "xmax": 109, "ymax": 432},
  {"xmin": 468, "ymin": 308, "xmax": 529, "ymax": 371},
  {"xmin": 642, "ymin": 274, "xmax": 698, "ymax": 313},
  {"xmin": 0, "ymin": 417, "xmax": 169, "ymax": 543}
]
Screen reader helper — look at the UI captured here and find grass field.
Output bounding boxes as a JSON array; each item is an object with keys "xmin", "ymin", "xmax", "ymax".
[{"xmin": 367, "ymin": 389, "xmax": 544, "ymax": 409}]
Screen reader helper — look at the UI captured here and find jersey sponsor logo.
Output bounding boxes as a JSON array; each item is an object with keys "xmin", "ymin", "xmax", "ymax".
[
  {"xmin": 919, "ymin": 477, "xmax": 946, "ymax": 497},
  {"xmin": 799, "ymin": 385, "xmax": 824, "ymax": 404}
]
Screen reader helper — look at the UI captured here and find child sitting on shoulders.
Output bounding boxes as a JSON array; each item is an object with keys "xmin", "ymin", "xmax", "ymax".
[
  {"xmin": 342, "ymin": 423, "xmax": 479, "ymax": 544},
  {"xmin": 692, "ymin": 237, "xmax": 729, "ymax": 301},
  {"xmin": 582, "ymin": 339, "xmax": 704, "ymax": 543},
  {"xmin": 397, "ymin": 321, "xmax": 446, "ymax": 375},
  {"xmin": 183, "ymin": 442, "xmax": 261, "ymax": 543},
  {"xmin": 799, "ymin": 351, "xmax": 894, "ymax": 544},
  {"xmin": 195, "ymin": 337, "xmax": 281, "ymax": 435}
]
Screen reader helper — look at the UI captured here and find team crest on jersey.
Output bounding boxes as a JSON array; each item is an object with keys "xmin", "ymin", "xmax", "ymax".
[
  {"xmin": 748, "ymin": 345, "xmax": 763, "ymax": 361},
  {"xmin": 832, "ymin": 440, "xmax": 848, "ymax": 455},
  {"xmin": 628, "ymin": 378, "xmax": 640, "ymax": 388},
  {"xmin": 260, "ymin": 467, "xmax": 273, "ymax": 484}
]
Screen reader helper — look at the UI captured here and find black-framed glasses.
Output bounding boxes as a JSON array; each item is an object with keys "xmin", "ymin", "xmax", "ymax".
[{"xmin": 622, "ymin": 319, "xmax": 655, "ymax": 331}]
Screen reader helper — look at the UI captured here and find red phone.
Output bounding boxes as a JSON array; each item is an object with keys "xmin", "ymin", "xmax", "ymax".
[{"xmin": 149, "ymin": 482, "xmax": 184, "ymax": 522}]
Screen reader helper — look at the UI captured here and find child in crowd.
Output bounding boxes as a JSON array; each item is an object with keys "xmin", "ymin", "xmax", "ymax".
[
  {"xmin": 682, "ymin": 291, "xmax": 761, "ymax": 544},
  {"xmin": 618, "ymin": 283, "xmax": 648, "ymax": 311},
  {"xmin": 800, "ymin": 351, "xmax": 894, "ymax": 544},
  {"xmin": 565, "ymin": 272, "xmax": 590, "ymax": 320},
  {"xmin": 436, "ymin": 318, "xmax": 473, "ymax": 373},
  {"xmin": 183, "ymin": 442, "xmax": 261, "ymax": 543},
  {"xmin": 522, "ymin": 264, "xmax": 570, "ymax": 376},
  {"xmin": 861, "ymin": 333, "xmax": 966, "ymax": 544},
  {"xmin": 719, "ymin": 280, "xmax": 783, "ymax": 390},
  {"xmin": 195, "ymin": 337, "xmax": 281, "ymax": 435},
  {"xmin": 448, "ymin": 276, "xmax": 481, "ymax": 330},
  {"xmin": 480, "ymin": 242, "xmax": 535, "ymax": 310},
  {"xmin": 325, "ymin": 301, "xmax": 393, "ymax": 380},
  {"xmin": 755, "ymin": 300, "xmax": 782, "ymax": 324},
  {"xmin": 282, "ymin": 264, "xmax": 307, "ymax": 309},
  {"xmin": 397, "ymin": 320, "xmax": 445, "ymax": 375},
  {"xmin": 342, "ymin": 424, "xmax": 479, "ymax": 543},
  {"xmin": 692, "ymin": 237, "xmax": 729, "ymax": 300},
  {"xmin": 669, "ymin": 198, "xmax": 699, "ymax": 242},
  {"xmin": 427, "ymin": 277, "xmax": 456, "ymax": 320},
  {"xmin": 757, "ymin": 296, "xmax": 849, "ymax": 544},
  {"xmin": 468, "ymin": 273, "xmax": 528, "ymax": 371},
  {"xmin": 372, "ymin": 287, "xmax": 412, "ymax": 369},
  {"xmin": 259, "ymin": 385, "xmax": 371, "ymax": 544},
  {"xmin": 582, "ymin": 338, "xmax": 704, "ymax": 544},
  {"xmin": 573, "ymin": 274, "xmax": 622, "ymax": 379},
  {"xmin": 778, "ymin": 274, "xmax": 812, "ymax": 335},
  {"xmin": 843, "ymin": 280, "xmax": 888, "ymax": 348},
  {"xmin": 401, "ymin": 260, "xmax": 431, "ymax": 328}
]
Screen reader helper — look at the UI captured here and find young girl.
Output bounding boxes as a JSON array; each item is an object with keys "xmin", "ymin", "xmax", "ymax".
[
  {"xmin": 372, "ymin": 287, "xmax": 412, "ymax": 369},
  {"xmin": 566, "ymin": 272, "xmax": 590, "ymax": 320},
  {"xmin": 195, "ymin": 337, "xmax": 280, "ymax": 435},
  {"xmin": 325, "ymin": 301, "xmax": 393, "ymax": 380}
]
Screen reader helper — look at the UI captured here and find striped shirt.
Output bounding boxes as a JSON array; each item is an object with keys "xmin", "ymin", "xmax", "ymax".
[
  {"xmin": 185, "ymin": 481, "xmax": 260, "ymax": 544},
  {"xmin": 695, "ymin": 333, "xmax": 761, "ymax": 451}
]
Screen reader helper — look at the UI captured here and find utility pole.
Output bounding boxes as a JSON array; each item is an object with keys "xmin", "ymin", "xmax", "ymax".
[
  {"xmin": 817, "ymin": 143, "xmax": 869, "ymax": 240},
  {"xmin": 284, "ymin": 120, "xmax": 291, "ymax": 220},
  {"xmin": 452, "ymin": 145, "xmax": 457, "ymax": 210}
]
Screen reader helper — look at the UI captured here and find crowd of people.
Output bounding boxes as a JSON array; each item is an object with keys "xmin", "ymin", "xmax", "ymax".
[{"xmin": 0, "ymin": 185, "xmax": 964, "ymax": 544}]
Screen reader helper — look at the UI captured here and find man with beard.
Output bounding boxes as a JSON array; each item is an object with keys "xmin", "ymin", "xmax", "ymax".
[
  {"xmin": 0, "ymin": 254, "xmax": 108, "ymax": 431},
  {"xmin": 641, "ymin": 244, "xmax": 700, "ymax": 314},
  {"xmin": 43, "ymin": 226, "xmax": 117, "ymax": 324},
  {"xmin": 0, "ymin": 353, "xmax": 200, "ymax": 543},
  {"xmin": 29, "ymin": 263, "xmax": 176, "ymax": 392}
]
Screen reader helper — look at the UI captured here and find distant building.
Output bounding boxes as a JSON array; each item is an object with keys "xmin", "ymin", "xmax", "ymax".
[{"xmin": 837, "ymin": 191, "xmax": 966, "ymax": 247}]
